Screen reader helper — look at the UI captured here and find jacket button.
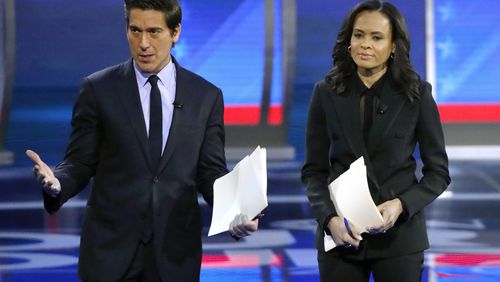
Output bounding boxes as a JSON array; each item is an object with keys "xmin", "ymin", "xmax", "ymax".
[{"xmin": 153, "ymin": 177, "xmax": 159, "ymax": 183}]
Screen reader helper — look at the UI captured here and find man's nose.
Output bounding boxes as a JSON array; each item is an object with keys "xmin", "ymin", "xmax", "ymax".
[{"xmin": 139, "ymin": 33, "xmax": 150, "ymax": 50}]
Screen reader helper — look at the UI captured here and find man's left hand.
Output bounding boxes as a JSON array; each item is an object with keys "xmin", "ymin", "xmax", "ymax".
[{"xmin": 229, "ymin": 214, "xmax": 259, "ymax": 239}]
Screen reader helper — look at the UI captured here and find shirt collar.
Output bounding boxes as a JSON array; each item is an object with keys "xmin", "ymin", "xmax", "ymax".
[
  {"xmin": 352, "ymin": 70, "xmax": 388, "ymax": 97},
  {"xmin": 133, "ymin": 56, "xmax": 176, "ymax": 88}
]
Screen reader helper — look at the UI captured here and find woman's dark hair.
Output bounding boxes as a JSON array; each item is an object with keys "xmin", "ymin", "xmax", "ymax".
[
  {"xmin": 326, "ymin": 0, "xmax": 420, "ymax": 101},
  {"xmin": 124, "ymin": 0, "xmax": 182, "ymax": 35}
]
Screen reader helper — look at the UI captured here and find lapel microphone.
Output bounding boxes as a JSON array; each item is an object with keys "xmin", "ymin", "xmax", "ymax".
[
  {"xmin": 375, "ymin": 97, "xmax": 387, "ymax": 114},
  {"xmin": 377, "ymin": 104, "xmax": 388, "ymax": 114},
  {"xmin": 173, "ymin": 101, "xmax": 183, "ymax": 109}
]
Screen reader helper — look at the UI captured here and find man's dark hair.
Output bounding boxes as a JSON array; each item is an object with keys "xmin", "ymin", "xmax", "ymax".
[
  {"xmin": 326, "ymin": 0, "xmax": 421, "ymax": 101},
  {"xmin": 124, "ymin": 0, "xmax": 182, "ymax": 34}
]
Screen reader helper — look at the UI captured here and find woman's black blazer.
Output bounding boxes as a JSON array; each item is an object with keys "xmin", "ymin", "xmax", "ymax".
[{"xmin": 301, "ymin": 76, "xmax": 451, "ymax": 259}]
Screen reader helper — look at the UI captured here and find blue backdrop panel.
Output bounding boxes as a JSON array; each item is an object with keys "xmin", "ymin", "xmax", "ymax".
[{"xmin": 434, "ymin": 0, "xmax": 500, "ymax": 103}]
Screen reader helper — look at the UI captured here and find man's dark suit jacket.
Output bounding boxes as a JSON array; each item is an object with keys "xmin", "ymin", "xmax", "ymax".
[
  {"xmin": 43, "ymin": 58, "xmax": 227, "ymax": 281},
  {"xmin": 301, "ymin": 76, "xmax": 451, "ymax": 259}
]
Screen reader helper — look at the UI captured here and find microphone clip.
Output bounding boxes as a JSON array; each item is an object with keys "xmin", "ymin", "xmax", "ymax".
[{"xmin": 173, "ymin": 102, "xmax": 183, "ymax": 109}]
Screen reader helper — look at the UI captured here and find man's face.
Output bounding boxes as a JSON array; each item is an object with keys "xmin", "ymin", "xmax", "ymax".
[{"xmin": 127, "ymin": 8, "xmax": 181, "ymax": 73}]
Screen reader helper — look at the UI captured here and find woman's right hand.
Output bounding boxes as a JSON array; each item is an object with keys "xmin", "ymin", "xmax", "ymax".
[{"xmin": 327, "ymin": 216, "xmax": 363, "ymax": 248}]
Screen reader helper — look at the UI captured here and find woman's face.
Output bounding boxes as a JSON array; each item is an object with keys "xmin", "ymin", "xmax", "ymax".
[{"xmin": 350, "ymin": 11, "xmax": 395, "ymax": 74}]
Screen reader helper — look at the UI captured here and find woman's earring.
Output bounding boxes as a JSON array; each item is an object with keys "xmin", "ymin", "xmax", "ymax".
[
  {"xmin": 390, "ymin": 53, "xmax": 394, "ymax": 59},
  {"xmin": 348, "ymin": 46, "xmax": 352, "ymax": 53}
]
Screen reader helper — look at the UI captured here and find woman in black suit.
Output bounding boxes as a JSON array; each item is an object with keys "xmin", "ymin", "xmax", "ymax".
[{"xmin": 301, "ymin": 1, "xmax": 451, "ymax": 281}]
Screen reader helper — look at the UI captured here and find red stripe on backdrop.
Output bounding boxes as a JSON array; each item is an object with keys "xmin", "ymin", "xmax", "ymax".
[
  {"xmin": 224, "ymin": 104, "xmax": 500, "ymax": 124},
  {"xmin": 268, "ymin": 105, "xmax": 283, "ymax": 125},
  {"xmin": 201, "ymin": 254, "xmax": 283, "ymax": 268},
  {"xmin": 224, "ymin": 105, "xmax": 283, "ymax": 125},
  {"xmin": 434, "ymin": 254, "xmax": 500, "ymax": 266},
  {"xmin": 438, "ymin": 104, "xmax": 500, "ymax": 123}
]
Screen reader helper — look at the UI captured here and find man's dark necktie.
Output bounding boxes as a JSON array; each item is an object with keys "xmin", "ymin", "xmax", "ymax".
[
  {"xmin": 148, "ymin": 75, "xmax": 162, "ymax": 169},
  {"xmin": 140, "ymin": 75, "xmax": 162, "ymax": 243}
]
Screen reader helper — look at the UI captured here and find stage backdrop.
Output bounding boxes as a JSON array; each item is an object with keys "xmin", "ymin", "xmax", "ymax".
[
  {"xmin": 427, "ymin": 0, "xmax": 500, "ymax": 123},
  {"xmin": 8, "ymin": 0, "xmax": 499, "ymax": 164},
  {"xmin": 13, "ymin": 0, "xmax": 295, "ymax": 155}
]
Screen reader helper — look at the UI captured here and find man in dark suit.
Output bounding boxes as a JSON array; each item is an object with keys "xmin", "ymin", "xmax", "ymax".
[{"xmin": 26, "ymin": 0, "xmax": 258, "ymax": 281}]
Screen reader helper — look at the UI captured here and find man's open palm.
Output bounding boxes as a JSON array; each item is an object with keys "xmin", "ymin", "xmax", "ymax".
[{"xmin": 26, "ymin": 150, "xmax": 61, "ymax": 195}]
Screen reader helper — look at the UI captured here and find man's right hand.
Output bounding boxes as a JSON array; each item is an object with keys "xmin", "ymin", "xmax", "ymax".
[{"xmin": 26, "ymin": 150, "xmax": 61, "ymax": 196}]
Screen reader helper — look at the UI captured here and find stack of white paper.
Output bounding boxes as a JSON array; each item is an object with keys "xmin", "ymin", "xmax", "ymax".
[
  {"xmin": 208, "ymin": 146, "xmax": 267, "ymax": 236},
  {"xmin": 324, "ymin": 157, "xmax": 383, "ymax": 251}
]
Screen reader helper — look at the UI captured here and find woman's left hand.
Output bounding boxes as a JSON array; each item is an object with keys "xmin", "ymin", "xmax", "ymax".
[{"xmin": 367, "ymin": 198, "xmax": 403, "ymax": 234}]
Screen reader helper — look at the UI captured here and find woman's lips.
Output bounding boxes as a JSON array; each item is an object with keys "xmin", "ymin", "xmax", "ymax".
[{"xmin": 358, "ymin": 53, "xmax": 373, "ymax": 60}]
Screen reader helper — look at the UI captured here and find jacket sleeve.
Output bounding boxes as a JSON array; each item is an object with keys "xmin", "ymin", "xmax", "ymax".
[
  {"xmin": 301, "ymin": 82, "xmax": 337, "ymax": 230},
  {"xmin": 195, "ymin": 88, "xmax": 228, "ymax": 207},
  {"xmin": 47, "ymin": 78, "xmax": 101, "ymax": 213},
  {"xmin": 397, "ymin": 82, "xmax": 451, "ymax": 219}
]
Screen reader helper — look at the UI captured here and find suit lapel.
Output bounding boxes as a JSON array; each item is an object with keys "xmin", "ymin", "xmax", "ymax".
[
  {"xmin": 156, "ymin": 58, "xmax": 187, "ymax": 174},
  {"xmin": 330, "ymin": 86, "xmax": 378, "ymax": 188},
  {"xmin": 330, "ymin": 91, "xmax": 368, "ymax": 159},
  {"xmin": 366, "ymin": 81, "xmax": 407, "ymax": 154},
  {"xmin": 117, "ymin": 60, "xmax": 154, "ymax": 171}
]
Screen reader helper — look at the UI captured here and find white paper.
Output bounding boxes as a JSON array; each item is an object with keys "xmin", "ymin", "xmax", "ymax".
[
  {"xmin": 208, "ymin": 146, "xmax": 268, "ymax": 236},
  {"xmin": 324, "ymin": 157, "xmax": 383, "ymax": 251}
]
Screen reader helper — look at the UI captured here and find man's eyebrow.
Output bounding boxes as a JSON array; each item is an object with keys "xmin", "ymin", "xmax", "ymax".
[
  {"xmin": 128, "ymin": 25, "xmax": 163, "ymax": 32},
  {"xmin": 146, "ymin": 27, "xmax": 163, "ymax": 32}
]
